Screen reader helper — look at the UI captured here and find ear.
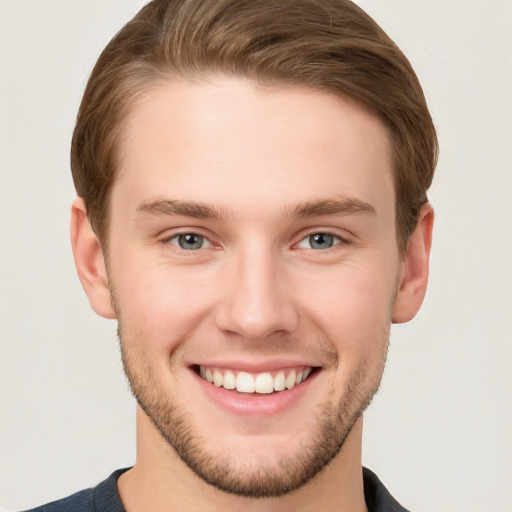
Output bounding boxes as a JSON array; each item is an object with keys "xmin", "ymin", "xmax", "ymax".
[
  {"xmin": 70, "ymin": 198, "xmax": 116, "ymax": 319},
  {"xmin": 392, "ymin": 203, "xmax": 434, "ymax": 324}
]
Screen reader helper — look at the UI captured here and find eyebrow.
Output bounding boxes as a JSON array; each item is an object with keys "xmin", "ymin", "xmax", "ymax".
[
  {"xmin": 135, "ymin": 195, "xmax": 376, "ymax": 221},
  {"xmin": 289, "ymin": 197, "xmax": 376, "ymax": 218},
  {"xmin": 136, "ymin": 199, "xmax": 228, "ymax": 220}
]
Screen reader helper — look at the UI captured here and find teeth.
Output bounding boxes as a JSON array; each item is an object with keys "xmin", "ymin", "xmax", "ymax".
[
  {"xmin": 236, "ymin": 372, "xmax": 254, "ymax": 393},
  {"xmin": 198, "ymin": 366, "xmax": 313, "ymax": 394},
  {"xmin": 223, "ymin": 370, "xmax": 236, "ymax": 390},
  {"xmin": 274, "ymin": 371, "xmax": 286, "ymax": 392},
  {"xmin": 213, "ymin": 370, "xmax": 223, "ymax": 387},
  {"xmin": 254, "ymin": 373, "xmax": 274, "ymax": 394},
  {"xmin": 285, "ymin": 370, "xmax": 296, "ymax": 389}
]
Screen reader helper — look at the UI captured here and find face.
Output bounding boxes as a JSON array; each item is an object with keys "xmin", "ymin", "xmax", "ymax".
[{"xmin": 105, "ymin": 77, "xmax": 401, "ymax": 496}]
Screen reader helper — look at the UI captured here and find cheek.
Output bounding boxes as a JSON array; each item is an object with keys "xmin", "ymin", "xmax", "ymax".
[
  {"xmin": 309, "ymin": 275, "xmax": 392, "ymax": 390},
  {"xmin": 111, "ymin": 262, "xmax": 217, "ymax": 351},
  {"xmin": 300, "ymin": 262, "xmax": 397, "ymax": 350}
]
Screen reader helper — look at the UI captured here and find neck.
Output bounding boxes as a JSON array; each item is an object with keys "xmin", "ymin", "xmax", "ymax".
[{"xmin": 117, "ymin": 407, "xmax": 368, "ymax": 512}]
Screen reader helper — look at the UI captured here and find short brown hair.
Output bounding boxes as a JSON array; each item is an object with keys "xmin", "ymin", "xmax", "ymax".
[{"xmin": 71, "ymin": 0, "xmax": 438, "ymax": 249}]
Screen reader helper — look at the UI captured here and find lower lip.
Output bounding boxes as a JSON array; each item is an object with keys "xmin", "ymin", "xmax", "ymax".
[{"xmin": 190, "ymin": 368, "xmax": 319, "ymax": 417}]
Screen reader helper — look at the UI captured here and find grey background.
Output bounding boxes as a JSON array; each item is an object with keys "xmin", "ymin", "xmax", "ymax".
[{"xmin": 1, "ymin": 0, "xmax": 511, "ymax": 510}]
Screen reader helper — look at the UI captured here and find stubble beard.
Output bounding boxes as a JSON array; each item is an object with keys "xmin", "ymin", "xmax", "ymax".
[{"xmin": 118, "ymin": 328, "xmax": 388, "ymax": 498}]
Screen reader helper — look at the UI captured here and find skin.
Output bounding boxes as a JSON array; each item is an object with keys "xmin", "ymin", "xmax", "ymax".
[{"xmin": 71, "ymin": 77, "xmax": 433, "ymax": 512}]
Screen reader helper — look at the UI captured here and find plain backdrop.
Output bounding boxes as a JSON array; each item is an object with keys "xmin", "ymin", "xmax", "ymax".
[{"xmin": 1, "ymin": 1, "xmax": 511, "ymax": 511}]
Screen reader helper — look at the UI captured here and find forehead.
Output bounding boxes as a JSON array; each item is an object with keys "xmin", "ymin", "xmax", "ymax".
[{"xmin": 112, "ymin": 77, "xmax": 394, "ymax": 223}]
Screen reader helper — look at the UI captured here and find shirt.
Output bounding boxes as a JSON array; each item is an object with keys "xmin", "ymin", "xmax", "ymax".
[{"xmin": 22, "ymin": 467, "xmax": 410, "ymax": 511}]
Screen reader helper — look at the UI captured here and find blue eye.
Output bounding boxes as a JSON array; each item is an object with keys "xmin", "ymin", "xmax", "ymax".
[
  {"xmin": 309, "ymin": 233, "xmax": 334, "ymax": 250},
  {"xmin": 297, "ymin": 233, "xmax": 341, "ymax": 250},
  {"xmin": 169, "ymin": 233, "xmax": 210, "ymax": 250}
]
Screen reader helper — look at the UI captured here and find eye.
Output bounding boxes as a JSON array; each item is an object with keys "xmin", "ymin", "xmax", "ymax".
[
  {"xmin": 297, "ymin": 232, "xmax": 343, "ymax": 250},
  {"xmin": 168, "ymin": 233, "xmax": 211, "ymax": 251}
]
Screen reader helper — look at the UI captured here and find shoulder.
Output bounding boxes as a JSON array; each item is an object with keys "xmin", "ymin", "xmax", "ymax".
[
  {"xmin": 363, "ymin": 467, "xmax": 411, "ymax": 512},
  {"xmin": 18, "ymin": 469, "xmax": 129, "ymax": 512},
  {"xmin": 19, "ymin": 488, "xmax": 94, "ymax": 512}
]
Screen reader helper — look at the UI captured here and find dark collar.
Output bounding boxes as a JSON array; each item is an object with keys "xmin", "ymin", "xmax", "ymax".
[
  {"xmin": 92, "ymin": 467, "xmax": 411, "ymax": 512},
  {"xmin": 363, "ymin": 467, "xmax": 411, "ymax": 512}
]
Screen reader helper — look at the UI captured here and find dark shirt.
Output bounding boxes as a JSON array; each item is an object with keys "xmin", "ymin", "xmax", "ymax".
[{"xmin": 22, "ymin": 467, "xmax": 410, "ymax": 512}]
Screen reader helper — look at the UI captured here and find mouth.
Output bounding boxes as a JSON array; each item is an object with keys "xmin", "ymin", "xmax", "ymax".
[{"xmin": 193, "ymin": 365, "xmax": 318, "ymax": 395}]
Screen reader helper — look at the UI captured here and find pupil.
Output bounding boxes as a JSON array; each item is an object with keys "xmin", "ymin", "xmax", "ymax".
[
  {"xmin": 179, "ymin": 234, "xmax": 203, "ymax": 250},
  {"xmin": 310, "ymin": 233, "xmax": 333, "ymax": 249}
]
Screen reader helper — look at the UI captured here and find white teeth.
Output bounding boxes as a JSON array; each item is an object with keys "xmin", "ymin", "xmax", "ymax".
[
  {"xmin": 255, "ymin": 373, "xmax": 274, "ymax": 394},
  {"xmin": 213, "ymin": 370, "xmax": 223, "ymax": 387},
  {"xmin": 274, "ymin": 371, "xmax": 286, "ymax": 391},
  {"xmin": 223, "ymin": 370, "xmax": 236, "ymax": 390},
  {"xmin": 236, "ymin": 372, "xmax": 255, "ymax": 393},
  {"xmin": 285, "ymin": 370, "xmax": 296, "ymax": 389},
  {"xmin": 198, "ymin": 366, "xmax": 313, "ymax": 394}
]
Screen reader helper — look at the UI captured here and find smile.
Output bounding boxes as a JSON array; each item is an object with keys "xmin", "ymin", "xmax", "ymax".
[{"xmin": 198, "ymin": 366, "xmax": 314, "ymax": 394}]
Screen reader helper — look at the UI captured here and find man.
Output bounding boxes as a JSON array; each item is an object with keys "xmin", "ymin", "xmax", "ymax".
[{"xmin": 26, "ymin": 0, "xmax": 437, "ymax": 510}]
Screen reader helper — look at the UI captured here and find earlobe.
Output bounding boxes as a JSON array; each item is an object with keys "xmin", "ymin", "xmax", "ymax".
[
  {"xmin": 392, "ymin": 203, "xmax": 434, "ymax": 324},
  {"xmin": 70, "ymin": 198, "xmax": 116, "ymax": 319}
]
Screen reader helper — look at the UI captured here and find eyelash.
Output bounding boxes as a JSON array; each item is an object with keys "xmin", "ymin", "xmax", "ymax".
[
  {"xmin": 159, "ymin": 230, "xmax": 350, "ymax": 252},
  {"xmin": 295, "ymin": 231, "xmax": 350, "ymax": 250},
  {"xmin": 161, "ymin": 232, "xmax": 214, "ymax": 252}
]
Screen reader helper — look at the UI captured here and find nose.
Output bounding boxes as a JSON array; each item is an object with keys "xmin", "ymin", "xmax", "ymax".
[{"xmin": 214, "ymin": 247, "xmax": 300, "ymax": 341}]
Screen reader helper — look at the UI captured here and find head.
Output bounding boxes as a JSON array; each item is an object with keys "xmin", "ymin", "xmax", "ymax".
[
  {"xmin": 70, "ymin": 0, "xmax": 437, "ymax": 501},
  {"xmin": 71, "ymin": 0, "xmax": 437, "ymax": 253}
]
